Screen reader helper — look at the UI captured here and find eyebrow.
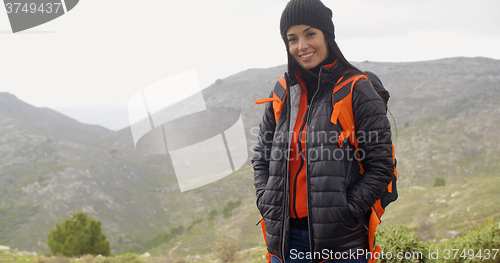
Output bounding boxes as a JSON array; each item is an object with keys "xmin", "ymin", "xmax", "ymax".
[{"xmin": 287, "ymin": 27, "xmax": 313, "ymax": 37}]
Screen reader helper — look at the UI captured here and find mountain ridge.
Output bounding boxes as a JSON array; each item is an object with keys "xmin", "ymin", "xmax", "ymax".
[{"xmin": 0, "ymin": 92, "xmax": 110, "ymax": 143}]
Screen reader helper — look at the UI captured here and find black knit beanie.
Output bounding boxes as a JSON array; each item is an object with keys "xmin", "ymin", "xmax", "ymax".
[{"xmin": 280, "ymin": 0, "xmax": 335, "ymax": 42}]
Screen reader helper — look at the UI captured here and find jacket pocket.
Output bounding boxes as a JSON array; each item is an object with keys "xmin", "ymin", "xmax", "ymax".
[
  {"xmin": 344, "ymin": 148, "xmax": 360, "ymax": 189},
  {"xmin": 256, "ymin": 188, "xmax": 266, "ymax": 216},
  {"xmin": 339, "ymin": 201, "xmax": 358, "ymax": 229}
]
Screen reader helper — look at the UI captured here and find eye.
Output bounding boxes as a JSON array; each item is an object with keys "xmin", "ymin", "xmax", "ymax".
[
  {"xmin": 288, "ymin": 37, "xmax": 297, "ymax": 43},
  {"xmin": 306, "ymin": 32, "xmax": 316, "ymax": 37}
]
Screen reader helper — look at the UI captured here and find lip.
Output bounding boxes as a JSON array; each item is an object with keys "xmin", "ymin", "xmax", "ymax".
[{"xmin": 298, "ymin": 51, "xmax": 316, "ymax": 61}]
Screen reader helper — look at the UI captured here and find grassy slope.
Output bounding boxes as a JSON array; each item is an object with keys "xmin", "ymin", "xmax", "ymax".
[
  {"xmin": 147, "ymin": 165, "xmax": 264, "ymax": 257},
  {"xmin": 383, "ymin": 176, "xmax": 500, "ymax": 237}
]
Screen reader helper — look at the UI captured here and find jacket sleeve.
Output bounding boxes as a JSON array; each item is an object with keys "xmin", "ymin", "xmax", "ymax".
[
  {"xmin": 346, "ymin": 78, "xmax": 394, "ymax": 220},
  {"xmin": 251, "ymin": 92, "xmax": 277, "ymax": 215}
]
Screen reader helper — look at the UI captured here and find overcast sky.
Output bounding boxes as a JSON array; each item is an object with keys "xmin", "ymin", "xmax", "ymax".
[{"xmin": 1, "ymin": 0, "xmax": 499, "ymax": 112}]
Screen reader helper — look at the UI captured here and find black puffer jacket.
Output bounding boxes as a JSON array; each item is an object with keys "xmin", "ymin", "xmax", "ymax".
[{"xmin": 252, "ymin": 64, "xmax": 394, "ymax": 262}]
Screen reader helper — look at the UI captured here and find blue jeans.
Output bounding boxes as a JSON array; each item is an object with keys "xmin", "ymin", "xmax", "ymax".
[{"xmin": 270, "ymin": 228, "xmax": 368, "ymax": 263}]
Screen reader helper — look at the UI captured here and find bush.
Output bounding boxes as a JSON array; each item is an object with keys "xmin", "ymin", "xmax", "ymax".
[
  {"xmin": 192, "ymin": 218, "xmax": 203, "ymax": 225},
  {"xmin": 96, "ymin": 253, "xmax": 144, "ymax": 263},
  {"xmin": 208, "ymin": 210, "xmax": 217, "ymax": 221},
  {"xmin": 375, "ymin": 220, "xmax": 500, "ymax": 262},
  {"xmin": 434, "ymin": 178, "xmax": 446, "ymax": 187},
  {"xmin": 47, "ymin": 212, "xmax": 110, "ymax": 257},
  {"xmin": 147, "ymin": 232, "xmax": 173, "ymax": 248},
  {"xmin": 222, "ymin": 200, "xmax": 242, "ymax": 218},
  {"xmin": 215, "ymin": 235, "xmax": 239, "ymax": 262},
  {"xmin": 375, "ymin": 225, "xmax": 428, "ymax": 262},
  {"xmin": 432, "ymin": 219, "xmax": 500, "ymax": 262},
  {"xmin": 170, "ymin": 226, "xmax": 184, "ymax": 237},
  {"xmin": 186, "ymin": 218, "xmax": 203, "ymax": 233}
]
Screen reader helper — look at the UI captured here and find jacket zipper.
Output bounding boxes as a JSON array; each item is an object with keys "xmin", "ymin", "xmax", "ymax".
[
  {"xmin": 281, "ymin": 73, "xmax": 292, "ymax": 261},
  {"xmin": 305, "ymin": 67, "xmax": 324, "ymax": 258}
]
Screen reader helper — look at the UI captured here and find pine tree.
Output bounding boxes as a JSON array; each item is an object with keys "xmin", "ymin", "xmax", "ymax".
[{"xmin": 47, "ymin": 212, "xmax": 110, "ymax": 257}]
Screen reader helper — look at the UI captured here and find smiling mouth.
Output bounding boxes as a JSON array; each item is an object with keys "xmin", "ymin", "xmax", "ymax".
[{"xmin": 299, "ymin": 52, "xmax": 315, "ymax": 59}]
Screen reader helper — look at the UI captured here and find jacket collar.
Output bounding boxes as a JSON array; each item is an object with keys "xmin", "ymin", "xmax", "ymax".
[{"xmin": 288, "ymin": 59, "xmax": 347, "ymax": 89}]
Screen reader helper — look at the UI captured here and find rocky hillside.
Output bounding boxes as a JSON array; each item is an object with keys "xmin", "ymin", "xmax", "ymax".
[
  {"xmin": 0, "ymin": 93, "xmax": 173, "ymax": 252},
  {"xmin": 0, "ymin": 57, "xmax": 499, "ymax": 254}
]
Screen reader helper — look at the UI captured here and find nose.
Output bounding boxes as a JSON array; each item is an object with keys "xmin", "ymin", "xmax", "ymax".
[{"xmin": 298, "ymin": 39, "xmax": 308, "ymax": 51}]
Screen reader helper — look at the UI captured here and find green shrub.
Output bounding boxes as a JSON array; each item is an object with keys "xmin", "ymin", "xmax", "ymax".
[
  {"xmin": 192, "ymin": 218, "xmax": 203, "ymax": 225},
  {"xmin": 215, "ymin": 235, "xmax": 239, "ymax": 262},
  {"xmin": 147, "ymin": 232, "xmax": 173, "ymax": 248},
  {"xmin": 222, "ymin": 207, "xmax": 231, "ymax": 218},
  {"xmin": 186, "ymin": 218, "xmax": 203, "ymax": 233},
  {"xmin": 375, "ymin": 224, "xmax": 428, "ymax": 262},
  {"xmin": 170, "ymin": 226, "xmax": 184, "ymax": 238},
  {"xmin": 222, "ymin": 200, "xmax": 242, "ymax": 218},
  {"xmin": 432, "ymin": 219, "xmax": 500, "ymax": 262},
  {"xmin": 374, "ymin": 220, "xmax": 500, "ymax": 263},
  {"xmin": 208, "ymin": 210, "xmax": 217, "ymax": 221},
  {"xmin": 434, "ymin": 178, "xmax": 446, "ymax": 187},
  {"xmin": 47, "ymin": 212, "xmax": 110, "ymax": 257}
]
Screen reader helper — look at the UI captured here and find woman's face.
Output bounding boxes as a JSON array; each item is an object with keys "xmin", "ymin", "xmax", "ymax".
[{"xmin": 286, "ymin": 24, "xmax": 329, "ymax": 69}]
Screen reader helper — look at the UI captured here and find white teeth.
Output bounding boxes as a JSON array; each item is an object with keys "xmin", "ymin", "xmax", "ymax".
[{"xmin": 301, "ymin": 52, "xmax": 314, "ymax": 58}]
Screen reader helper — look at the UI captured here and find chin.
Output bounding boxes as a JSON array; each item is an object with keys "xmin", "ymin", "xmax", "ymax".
[{"xmin": 302, "ymin": 62, "xmax": 320, "ymax": 69}]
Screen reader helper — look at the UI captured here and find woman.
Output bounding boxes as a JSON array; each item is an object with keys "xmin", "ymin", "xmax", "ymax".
[{"xmin": 252, "ymin": 0, "xmax": 394, "ymax": 262}]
